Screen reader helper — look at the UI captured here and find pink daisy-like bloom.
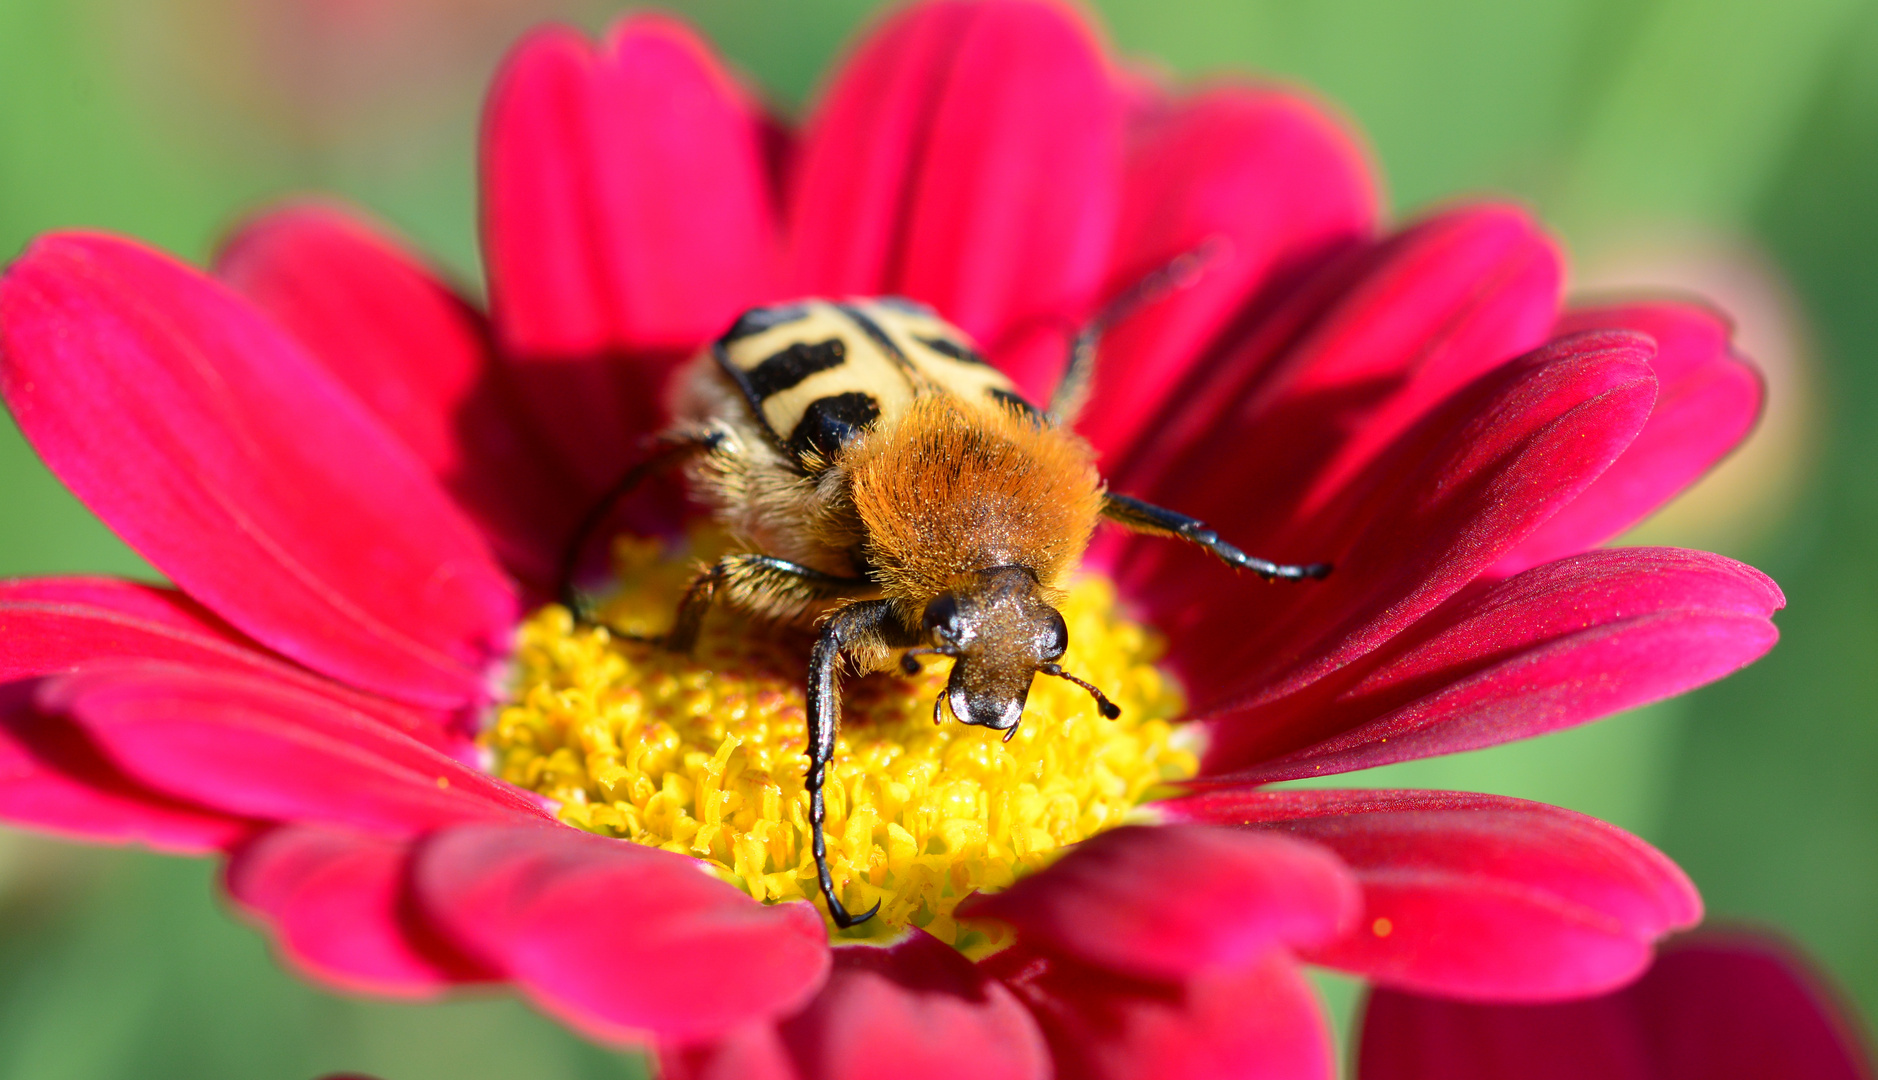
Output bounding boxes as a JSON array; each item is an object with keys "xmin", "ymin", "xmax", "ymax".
[
  {"xmin": 1359, "ymin": 932, "xmax": 1874, "ymax": 1080},
  {"xmin": 0, "ymin": 1, "xmax": 1782, "ymax": 1076}
]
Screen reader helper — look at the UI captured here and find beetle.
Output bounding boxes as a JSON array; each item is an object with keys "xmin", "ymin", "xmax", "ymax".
[{"xmin": 561, "ymin": 264, "xmax": 1329, "ymax": 928}]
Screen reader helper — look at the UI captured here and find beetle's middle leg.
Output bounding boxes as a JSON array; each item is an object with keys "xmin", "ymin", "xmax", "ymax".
[
  {"xmin": 1102, "ymin": 492, "xmax": 1332, "ymax": 581},
  {"xmin": 664, "ymin": 554, "xmax": 873, "ymax": 654}
]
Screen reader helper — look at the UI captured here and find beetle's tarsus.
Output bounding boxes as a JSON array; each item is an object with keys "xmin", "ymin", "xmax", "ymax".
[{"xmin": 829, "ymin": 897, "xmax": 881, "ymax": 930}]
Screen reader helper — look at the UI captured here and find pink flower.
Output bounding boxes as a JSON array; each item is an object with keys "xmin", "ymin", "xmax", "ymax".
[
  {"xmin": 0, "ymin": 1, "xmax": 1780, "ymax": 1076},
  {"xmin": 1358, "ymin": 932, "xmax": 1874, "ymax": 1080}
]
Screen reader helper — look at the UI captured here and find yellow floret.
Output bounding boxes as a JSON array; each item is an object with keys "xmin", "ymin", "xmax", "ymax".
[{"xmin": 485, "ymin": 532, "xmax": 1194, "ymax": 950}]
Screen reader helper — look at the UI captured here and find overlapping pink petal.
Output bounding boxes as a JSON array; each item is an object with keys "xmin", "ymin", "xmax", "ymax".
[
  {"xmin": 0, "ymin": 234, "xmax": 517, "ymax": 708},
  {"xmin": 1359, "ymin": 933, "xmax": 1874, "ymax": 1080},
  {"xmin": 415, "ymin": 823, "xmax": 830, "ymax": 1043},
  {"xmin": 226, "ymin": 824, "xmax": 488, "ymax": 997},
  {"xmin": 40, "ymin": 665, "xmax": 544, "ymax": 835},
  {"xmin": 1162, "ymin": 788, "xmax": 1701, "ymax": 1000},
  {"xmin": 485, "ymin": 15, "xmax": 777, "ymax": 357},
  {"xmin": 664, "ymin": 932, "xmax": 1051, "ymax": 1080},
  {"xmin": 1073, "ymin": 84, "xmax": 1376, "ymax": 460},
  {"xmin": 0, "ymin": 0, "xmax": 1787, "ymax": 1068},
  {"xmin": 1105, "ymin": 204, "xmax": 1562, "ymax": 512},
  {"xmin": 1155, "ymin": 330, "xmax": 1657, "ymax": 709},
  {"xmin": 957, "ymin": 823, "xmax": 1357, "ymax": 980},
  {"xmin": 788, "ymin": 0, "xmax": 1122, "ymax": 398},
  {"xmin": 215, "ymin": 202, "xmax": 579, "ymax": 590},
  {"xmin": 0, "ymin": 578, "xmax": 453, "ymax": 748},
  {"xmin": 8, "ymin": 656, "xmax": 830, "ymax": 1041},
  {"xmin": 1496, "ymin": 301, "xmax": 1764, "ymax": 575},
  {"xmin": 0, "ymin": 681, "xmax": 251, "ymax": 852},
  {"xmin": 1200, "ymin": 547, "xmax": 1783, "ymax": 779},
  {"xmin": 983, "ymin": 945, "xmax": 1338, "ymax": 1080},
  {"xmin": 481, "ymin": 14, "xmax": 779, "ymax": 492}
]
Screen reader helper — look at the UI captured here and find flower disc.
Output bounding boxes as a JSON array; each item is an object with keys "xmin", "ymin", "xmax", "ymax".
[{"xmin": 488, "ymin": 533, "xmax": 1193, "ymax": 946}]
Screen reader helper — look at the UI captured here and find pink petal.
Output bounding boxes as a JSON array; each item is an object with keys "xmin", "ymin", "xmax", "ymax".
[
  {"xmin": 1362, "ymin": 984, "xmax": 1654, "ymax": 1080},
  {"xmin": 215, "ymin": 202, "xmax": 580, "ymax": 590},
  {"xmin": 987, "ymin": 944, "xmax": 1336, "ymax": 1080},
  {"xmin": 787, "ymin": 933, "xmax": 1049, "ymax": 1080},
  {"xmin": 43, "ymin": 665, "xmax": 546, "ymax": 836},
  {"xmin": 414, "ymin": 823, "xmax": 829, "ymax": 1042},
  {"xmin": 483, "ymin": 14, "xmax": 776, "ymax": 354},
  {"xmin": 1201, "ymin": 547, "xmax": 1783, "ymax": 779},
  {"xmin": 669, "ymin": 931, "xmax": 1050, "ymax": 1080},
  {"xmin": 0, "ymin": 577, "xmax": 457, "ymax": 750},
  {"xmin": 1, "ymin": 576, "xmax": 238, "ymax": 635},
  {"xmin": 788, "ymin": 0, "xmax": 1122, "ymax": 397},
  {"xmin": 1148, "ymin": 330, "xmax": 1658, "ymax": 717},
  {"xmin": 1358, "ymin": 932, "xmax": 1873, "ymax": 1080},
  {"xmin": 1496, "ymin": 301, "xmax": 1764, "ymax": 575},
  {"xmin": 1635, "ymin": 933, "xmax": 1874, "ymax": 1080},
  {"xmin": 481, "ymin": 16, "xmax": 778, "ymax": 490},
  {"xmin": 0, "ymin": 681, "xmax": 250, "ymax": 852},
  {"xmin": 1161, "ymin": 788, "xmax": 1702, "ymax": 1000},
  {"xmin": 0, "ymin": 234, "xmax": 518, "ymax": 708},
  {"xmin": 958, "ymin": 824, "xmax": 1357, "ymax": 981},
  {"xmin": 660, "ymin": 1025, "xmax": 799, "ymax": 1080},
  {"xmin": 1111, "ymin": 204, "xmax": 1561, "ymax": 523},
  {"xmin": 225, "ymin": 824, "xmax": 490, "ymax": 997},
  {"xmin": 1076, "ymin": 84, "xmax": 1377, "ymax": 462}
]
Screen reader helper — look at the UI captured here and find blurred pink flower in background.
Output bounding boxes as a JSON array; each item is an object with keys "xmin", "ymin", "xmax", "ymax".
[
  {"xmin": 1360, "ymin": 931, "xmax": 1874, "ymax": 1080},
  {"xmin": 0, "ymin": 1, "xmax": 1785, "ymax": 1075},
  {"xmin": 123, "ymin": 0, "xmax": 585, "ymax": 148},
  {"xmin": 1576, "ymin": 230, "xmax": 1816, "ymax": 556}
]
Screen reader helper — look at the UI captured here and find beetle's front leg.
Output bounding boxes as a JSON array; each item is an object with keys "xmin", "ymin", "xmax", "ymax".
[
  {"xmin": 806, "ymin": 598, "xmax": 914, "ymax": 929},
  {"xmin": 1103, "ymin": 493, "xmax": 1332, "ymax": 581}
]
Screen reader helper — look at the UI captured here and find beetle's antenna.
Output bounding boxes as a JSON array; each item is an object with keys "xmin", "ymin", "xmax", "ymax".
[{"xmin": 1039, "ymin": 663, "xmax": 1122, "ymax": 720}]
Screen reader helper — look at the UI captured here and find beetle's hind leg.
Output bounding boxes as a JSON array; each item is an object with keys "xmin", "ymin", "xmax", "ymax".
[
  {"xmin": 557, "ymin": 429, "xmax": 722, "ymax": 626},
  {"xmin": 663, "ymin": 554, "xmax": 873, "ymax": 655},
  {"xmin": 1049, "ymin": 238, "xmax": 1228, "ymax": 423},
  {"xmin": 1103, "ymin": 493, "xmax": 1332, "ymax": 581}
]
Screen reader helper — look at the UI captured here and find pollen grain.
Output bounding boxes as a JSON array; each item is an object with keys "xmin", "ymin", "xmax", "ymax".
[{"xmin": 485, "ymin": 533, "xmax": 1193, "ymax": 949}]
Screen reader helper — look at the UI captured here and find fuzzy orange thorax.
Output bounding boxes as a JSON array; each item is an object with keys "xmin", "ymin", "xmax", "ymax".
[{"xmin": 841, "ymin": 396, "xmax": 1103, "ymax": 614}]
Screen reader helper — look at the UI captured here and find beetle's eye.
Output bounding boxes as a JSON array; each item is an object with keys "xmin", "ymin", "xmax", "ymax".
[
  {"xmin": 1040, "ymin": 609, "xmax": 1068, "ymax": 662},
  {"xmin": 923, "ymin": 594, "xmax": 962, "ymax": 640}
]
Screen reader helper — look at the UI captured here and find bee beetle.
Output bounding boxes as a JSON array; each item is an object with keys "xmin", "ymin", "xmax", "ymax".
[{"xmin": 561, "ymin": 282, "xmax": 1329, "ymax": 928}]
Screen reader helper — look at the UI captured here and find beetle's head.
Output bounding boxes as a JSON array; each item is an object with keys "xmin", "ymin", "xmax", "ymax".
[{"xmin": 903, "ymin": 566, "xmax": 1119, "ymax": 738}]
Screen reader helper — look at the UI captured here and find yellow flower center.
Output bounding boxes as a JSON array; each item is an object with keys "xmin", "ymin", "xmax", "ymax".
[{"xmin": 485, "ymin": 531, "xmax": 1194, "ymax": 950}]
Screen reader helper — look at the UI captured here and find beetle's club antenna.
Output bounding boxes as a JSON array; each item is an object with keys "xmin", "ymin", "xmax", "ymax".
[{"xmin": 1039, "ymin": 663, "xmax": 1122, "ymax": 719}]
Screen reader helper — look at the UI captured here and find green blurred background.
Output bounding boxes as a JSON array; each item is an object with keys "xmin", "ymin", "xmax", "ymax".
[{"xmin": 0, "ymin": 0, "xmax": 1871, "ymax": 1075}]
